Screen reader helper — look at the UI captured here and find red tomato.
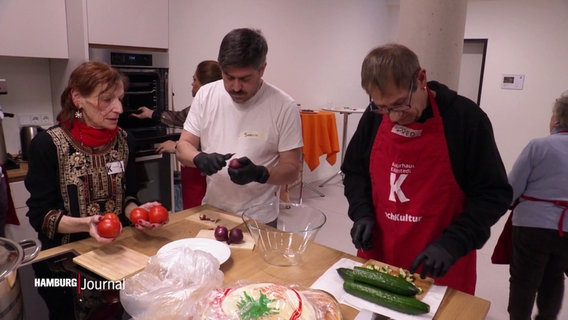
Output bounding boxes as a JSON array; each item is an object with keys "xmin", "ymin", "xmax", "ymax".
[
  {"xmin": 129, "ymin": 207, "xmax": 149, "ymax": 224},
  {"xmin": 102, "ymin": 212, "xmax": 120, "ymax": 223},
  {"xmin": 148, "ymin": 205, "xmax": 168, "ymax": 224},
  {"xmin": 97, "ymin": 218, "xmax": 121, "ymax": 238}
]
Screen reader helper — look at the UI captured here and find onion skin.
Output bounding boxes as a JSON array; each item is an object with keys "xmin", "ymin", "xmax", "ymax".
[{"xmin": 214, "ymin": 225, "xmax": 229, "ymax": 241}]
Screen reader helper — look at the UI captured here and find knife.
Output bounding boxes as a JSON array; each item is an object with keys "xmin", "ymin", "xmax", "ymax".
[{"xmin": 199, "ymin": 153, "xmax": 235, "ymax": 176}]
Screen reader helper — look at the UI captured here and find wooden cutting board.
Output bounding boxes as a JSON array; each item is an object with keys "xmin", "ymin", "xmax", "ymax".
[
  {"xmin": 196, "ymin": 229, "xmax": 255, "ymax": 250},
  {"xmin": 364, "ymin": 259, "xmax": 435, "ymax": 300},
  {"xmin": 186, "ymin": 209, "xmax": 244, "ymax": 229},
  {"xmin": 73, "ymin": 245, "xmax": 149, "ymax": 281}
]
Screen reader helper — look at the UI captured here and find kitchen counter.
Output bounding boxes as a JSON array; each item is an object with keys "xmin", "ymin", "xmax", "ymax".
[
  {"xmin": 36, "ymin": 205, "xmax": 490, "ymax": 319},
  {"xmin": 7, "ymin": 161, "xmax": 27, "ymax": 182}
]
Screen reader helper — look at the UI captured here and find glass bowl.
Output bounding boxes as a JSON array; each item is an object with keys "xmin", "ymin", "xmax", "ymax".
[{"xmin": 242, "ymin": 202, "xmax": 326, "ymax": 266}]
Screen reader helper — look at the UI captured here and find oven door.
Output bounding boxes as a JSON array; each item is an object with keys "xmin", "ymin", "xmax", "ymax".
[
  {"xmin": 135, "ymin": 150, "xmax": 174, "ymax": 211},
  {"xmin": 118, "ymin": 68, "xmax": 168, "ymax": 135}
]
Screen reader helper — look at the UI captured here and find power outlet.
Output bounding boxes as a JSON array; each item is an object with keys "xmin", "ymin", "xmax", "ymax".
[
  {"xmin": 19, "ymin": 113, "xmax": 53, "ymax": 126},
  {"xmin": 39, "ymin": 113, "xmax": 53, "ymax": 125},
  {"xmin": 0, "ymin": 79, "xmax": 7, "ymax": 94}
]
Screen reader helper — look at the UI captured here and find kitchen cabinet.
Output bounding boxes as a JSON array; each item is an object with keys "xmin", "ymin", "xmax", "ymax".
[
  {"xmin": 86, "ymin": 0, "xmax": 169, "ymax": 49},
  {"xmin": 0, "ymin": 0, "xmax": 68, "ymax": 59},
  {"xmin": 5, "ymin": 181, "xmax": 38, "ymax": 243}
]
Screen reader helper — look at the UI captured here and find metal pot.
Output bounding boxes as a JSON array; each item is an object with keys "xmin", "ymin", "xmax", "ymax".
[
  {"xmin": 20, "ymin": 126, "xmax": 44, "ymax": 161},
  {"xmin": 0, "ymin": 238, "xmax": 40, "ymax": 320}
]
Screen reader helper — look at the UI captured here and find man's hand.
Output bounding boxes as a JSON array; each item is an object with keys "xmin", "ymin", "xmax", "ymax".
[
  {"xmin": 409, "ymin": 243, "xmax": 456, "ymax": 279},
  {"xmin": 228, "ymin": 157, "xmax": 269, "ymax": 185},
  {"xmin": 350, "ymin": 216, "xmax": 376, "ymax": 250},
  {"xmin": 193, "ymin": 152, "xmax": 231, "ymax": 175}
]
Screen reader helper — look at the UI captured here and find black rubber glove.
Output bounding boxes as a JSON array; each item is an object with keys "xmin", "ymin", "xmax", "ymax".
[
  {"xmin": 409, "ymin": 243, "xmax": 456, "ymax": 279},
  {"xmin": 228, "ymin": 157, "xmax": 269, "ymax": 185},
  {"xmin": 193, "ymin": 152, "xmax": 229, "ymax": 176},
  {"xmin": 350, "ymin": 216, "xmax": 376, "ymax": 250}
]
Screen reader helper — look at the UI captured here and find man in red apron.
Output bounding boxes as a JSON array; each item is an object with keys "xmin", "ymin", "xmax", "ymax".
[{"xmin": 342, "ymin": 44, "xmax": 512, "ymax": 295}]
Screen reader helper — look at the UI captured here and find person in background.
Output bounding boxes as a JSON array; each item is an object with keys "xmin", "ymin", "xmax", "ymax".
[
  {"xmin": 506, "ymin": 91, "xmax": 568, "ymax": 320},
  {"xmin": 131, "ymin": 60, "xmax": 222, "ymax": 209},
  {"xmin": 175, "ymin": 28, "xmax": 303, "ymax": 222},
  {"xmin": 25, "ymin": 61, "xmax": 167, "ymax": 251},
  {"xmin": 342, "ymin": 43, "xmax": 512, "ymax": 294}
]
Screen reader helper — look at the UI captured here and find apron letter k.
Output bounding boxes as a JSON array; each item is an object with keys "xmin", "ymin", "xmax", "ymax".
[{"xmin": 389, "ymin": 172, "xmax": 410, "ymax": 202}]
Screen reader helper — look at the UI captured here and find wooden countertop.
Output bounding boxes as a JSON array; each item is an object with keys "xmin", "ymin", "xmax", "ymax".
[
  {"xmin": 37, "ymin": 205, "xmax": 490, "ymax": 319},
  {"xmin": 7, "ymin": 161, "xmax": 28, "ymax": 183}
]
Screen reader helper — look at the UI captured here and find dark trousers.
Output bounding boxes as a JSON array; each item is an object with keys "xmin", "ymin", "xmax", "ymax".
[{"xmin": 508, "ymin": 226, "xmax": 568, "ymax": 320}]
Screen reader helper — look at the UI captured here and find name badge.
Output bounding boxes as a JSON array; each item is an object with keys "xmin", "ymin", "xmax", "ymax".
[
  {"xmin": 391, "ymin": 124, "xmax": 422, "ymax": 138},
  {"xmin": 240, "ymin": 130, "xmax": 268, "ymax": 140},
  {"xmin": 106, "ymin": 161, "xmax": 125, "ymax": 175}
]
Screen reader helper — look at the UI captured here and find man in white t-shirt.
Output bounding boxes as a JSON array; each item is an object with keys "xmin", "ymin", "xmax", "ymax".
[{"xmin": 175, "ymin": 28, "xmax": 303, "ymax": 221}]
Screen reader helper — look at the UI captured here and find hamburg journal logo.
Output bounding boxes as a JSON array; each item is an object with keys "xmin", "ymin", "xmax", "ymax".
[{"xmin": 34, "ymin": 274, "xmax": 124, "ymax": 293}]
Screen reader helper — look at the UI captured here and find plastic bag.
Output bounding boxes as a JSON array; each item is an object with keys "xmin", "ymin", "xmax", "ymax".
[
  {"xmin": 120, "ymin": 247, "xmax": 224, "ymax": 320},
  {"xmin": 201, "ymin": 281, "xmax": 343, "ymax": 319}
]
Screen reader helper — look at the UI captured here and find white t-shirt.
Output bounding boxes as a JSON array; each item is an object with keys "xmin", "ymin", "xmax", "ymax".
[{"xmin": 184, "ymin": 80, "xmax": 303, "ymax": 219}]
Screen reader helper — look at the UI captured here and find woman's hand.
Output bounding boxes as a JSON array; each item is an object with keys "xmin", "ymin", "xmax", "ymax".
[
  {"xmin": 89, "ymin": 215, "xmax": 121, "ymax": 244},
  {"xmin": 130, "ymin": 106, "xmax": 153, "ymax": 119},
  {"xmin": 156, "ymin": 140, "xmax": 177, "ymax": 154},
  {"xmin": 133, "ymin": 201, "xmax": 169, "ymax": 230}
]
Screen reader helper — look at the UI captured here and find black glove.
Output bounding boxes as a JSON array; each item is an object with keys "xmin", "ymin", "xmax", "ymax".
[
  {"xmin": 409, "ymin": 243, "xmax": 456, "ymax": 279},
  {"xmin": 228, "ymin": 157, "xmax": 269, "ymax": 185},
  {"xmin": 193, "ymin": 152, "xmax": 229, "ymax": 176},
  {"xmin": 350, "ymin": 216, "xmax": 376, "ymax": 250}
]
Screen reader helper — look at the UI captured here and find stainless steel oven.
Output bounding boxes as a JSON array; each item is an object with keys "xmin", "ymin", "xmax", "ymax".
[
  {"xmin": 89, "ymin": 47, "xmax": 175, "ymax": 211},
  {"xmin": 89, "ymin": 47, "xmax": 169, "ymax": 137},
  {"xmin": 134, "ymin": 148, "xmax": 174, "ymax": 212}
]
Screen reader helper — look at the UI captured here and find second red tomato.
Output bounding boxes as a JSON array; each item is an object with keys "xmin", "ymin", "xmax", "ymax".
[
  {"xmin": 148, "ymin": 205, "xmax": 168, "ymax": 224},
  {"xmin": 129, "ymin": 208, "xmax": 149, "ymax": 224}
]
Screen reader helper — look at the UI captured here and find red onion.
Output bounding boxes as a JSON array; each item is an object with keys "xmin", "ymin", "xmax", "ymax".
[
  {"xmin": 214, "ymin": 225, "xmax": 229, "ymax": 241},
  {"xmin": 228, "ymin": 228, "xmax": 244, "ymax": 244},
  {"xmin": 228, "ymin": 159, "xmax": 242, "ymax": 169}
]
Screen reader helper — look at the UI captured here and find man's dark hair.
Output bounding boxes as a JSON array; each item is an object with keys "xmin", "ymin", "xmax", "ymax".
[{"xmin": 218, "ymin": 28, "xmax": 268, "ymax": 70}]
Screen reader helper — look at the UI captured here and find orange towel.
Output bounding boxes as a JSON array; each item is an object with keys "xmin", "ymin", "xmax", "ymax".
[{"xmin": 300, "ymin": 111, "xmax": 340, "ymax": 171}]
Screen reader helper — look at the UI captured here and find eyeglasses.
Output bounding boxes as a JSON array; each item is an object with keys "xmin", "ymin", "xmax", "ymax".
[{"xmin": 368, "ymin": 76, "xmax": 416, "ymax": 114}]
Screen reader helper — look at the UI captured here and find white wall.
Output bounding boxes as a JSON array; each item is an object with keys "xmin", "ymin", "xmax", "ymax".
[
  {"xmin": 0, "ymin": 57, "xmax": 56, "ymax": 155},
  {"xmin": 169, "ymin": 0, "xmax": 396, "ymax": 183},
  {"xmin": 466, "ymin": 0, "xmax": 568, "ymax": 170}
]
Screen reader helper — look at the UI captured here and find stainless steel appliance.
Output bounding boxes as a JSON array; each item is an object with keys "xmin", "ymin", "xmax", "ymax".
[
  {"xmin": 0, "ymin": 237, "xmax": 40, "ymax": 320},
  {"xmin": 89, "ymin": 47, "xmax": 175, "ymax": 211},
  {"xmin": 20, "ymin": 126, "xmax": 45, "ymax": 161},
  {"xmin": 89, "ymin": 47, "xmax": 169, "ymax": 138}
]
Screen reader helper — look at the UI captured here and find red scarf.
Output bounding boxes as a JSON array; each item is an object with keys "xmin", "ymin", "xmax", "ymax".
[{"xmin": 65, "ymin": 120, "xmax": 118, "ymax": 148}]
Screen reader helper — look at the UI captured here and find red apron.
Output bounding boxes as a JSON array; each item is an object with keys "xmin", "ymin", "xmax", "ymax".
[
  {"xmin": 180, "ymin": 166, "xmax": 206, "ymax": 209},
  {"xmin": 358, "ymin": 89, "xmax": 476, "ymax": 294}
]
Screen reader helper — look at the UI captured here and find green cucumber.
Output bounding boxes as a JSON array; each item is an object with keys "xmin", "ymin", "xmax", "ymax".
[
  {"xmin": 353, "ymin": 266, "xmax": 420, "ymax": 296},
  {"xmin": 336, "ymin": 268, "xmax": 354, "ymax": 281},
  {"xmin": 343, "ymin": 280, "xmax": 430, "ymax": 315}
]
